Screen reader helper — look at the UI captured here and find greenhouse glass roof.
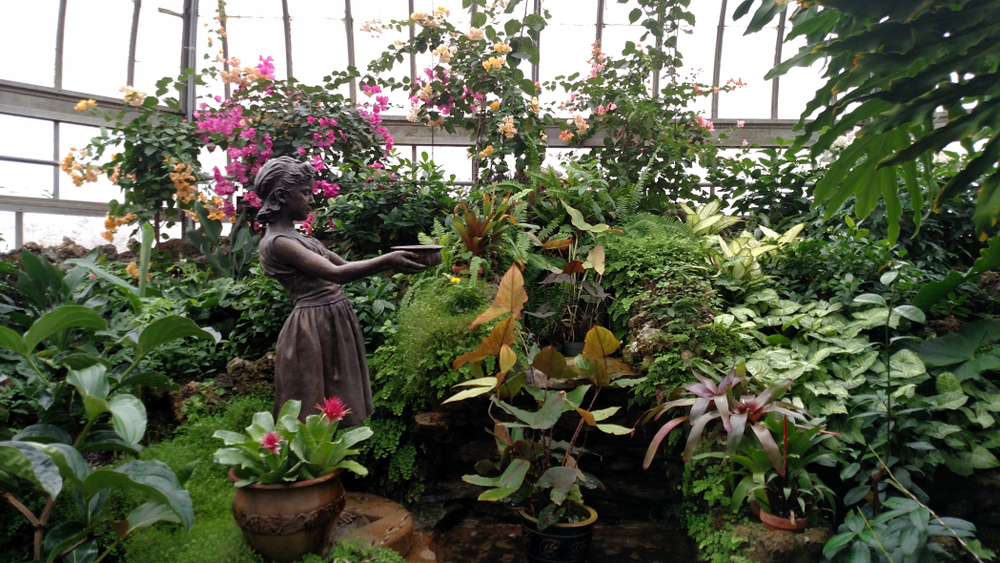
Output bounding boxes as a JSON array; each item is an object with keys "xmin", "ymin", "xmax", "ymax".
[{"xmin": 0, "ymin": 0, "xmax": 825, "ymax": 250}]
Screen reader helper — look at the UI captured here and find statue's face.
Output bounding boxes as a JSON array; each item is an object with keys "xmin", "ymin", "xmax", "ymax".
[{"xmin": 285, "ymin": 180, "xmax": 315, "ymax": 222}]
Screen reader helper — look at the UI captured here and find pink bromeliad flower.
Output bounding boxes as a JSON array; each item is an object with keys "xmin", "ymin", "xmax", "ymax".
[
  {"xmin": 260, "ymin": 431, "xmax": 283, "ymax": 455},
  {"xmin": 316, "ymin": 396, "xmax": 351, "ymax": 422}
]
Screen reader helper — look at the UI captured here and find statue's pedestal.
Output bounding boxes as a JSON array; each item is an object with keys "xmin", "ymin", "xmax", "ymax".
[{"xmin": 327, "ymin": 492, "xmax": 436, "ymax": 562}]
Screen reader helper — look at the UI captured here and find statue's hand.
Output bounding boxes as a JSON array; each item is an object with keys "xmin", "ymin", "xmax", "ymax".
[{"xmin": 387, "ymin": 251, "xmax": 428, "ymax": 274}]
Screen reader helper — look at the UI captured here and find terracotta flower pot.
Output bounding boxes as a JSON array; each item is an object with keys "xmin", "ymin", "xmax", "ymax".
[
  {"xmin": 758, "ymin": 509, "xmax": 807, "ymax": 533},
  {"xmin": 229, "ymin": 468, "xmax": 346, "ymax": 563},
  {"xmin": 519, "ymin": 505, "xmax": 598, "ymax": 563}
]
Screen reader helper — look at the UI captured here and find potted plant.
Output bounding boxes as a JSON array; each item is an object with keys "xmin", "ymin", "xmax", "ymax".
[
  {"xmin": 642, "ymin": 362, "xmax": 835, "ymax": 531},
  {"xmin": 212, "ymin": 397, "xmax": 373, "ymax": 563},
  {"xmin": 445, "ymin": 264, "xmax": 643, "ymax": 563}
]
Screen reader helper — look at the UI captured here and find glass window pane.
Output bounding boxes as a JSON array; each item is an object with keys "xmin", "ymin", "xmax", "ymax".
[
  {"xmin": 0, "ymin": 212, "xmax": 15, "ymax": 253},
  {"xmin": 0, "ymin": 162, "xmax": 54, "ymax": 199},
  {"xmin": 288, "ymin": 0, "xmax": 350, "ymax": 89},
  {"xmin": 224, "ymin": 9, "xmax": 288, "ymax": 81},
  {"xmin": 23, "ymin": 213, "xmax": 130, "ymax": 251},
  {"xmin": 62, "ymin": 0, "xmax": 133, "ymax": 97},
  {"xmin": 134, "ymin": 0, "xmax": 184, "ymax": 96},
  {"xmin": 2, "ymin": 1, "xmax": 58, "ymax": 87},
  {"xmin": 716, "ymin": 2, "xmax": 780, "ymax": 119},
  {"xmin": 416, "ymin": 146, "xmax": 471, "ymax": 183},
  {"xmin": 777, "ymin": 33, "xmax": 825, "ymax": 120},
  {"xmin": 0, "ymin": 116, "xmax": 54, "ymax": 161}
]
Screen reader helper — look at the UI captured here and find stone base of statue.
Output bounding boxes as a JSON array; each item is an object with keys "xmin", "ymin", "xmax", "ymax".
[{"xmin": 326, "ymin": 492, "xmax": 437, "ymax": 562}]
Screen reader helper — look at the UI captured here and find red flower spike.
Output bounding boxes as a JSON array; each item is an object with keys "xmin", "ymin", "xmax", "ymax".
[
  {"xmin": 260, "ymin": 431, "xmax": 283, "ymax": 455},
  {"xmin": 317, "ymin": 396, "xmax": 351, "ymax": 422}
]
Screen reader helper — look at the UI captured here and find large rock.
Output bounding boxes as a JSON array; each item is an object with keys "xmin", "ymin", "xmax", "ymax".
[{"xmin": 734, "ymin": 523, "xmax": 832, "ymax": 563}]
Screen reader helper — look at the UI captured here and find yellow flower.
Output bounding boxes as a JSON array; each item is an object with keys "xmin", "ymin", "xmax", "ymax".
[
  {"xmin": 450, "ymin": 277, "xmax": 461, "ymax": 283},
  {"xmin": 411, "ymin": 11, "xmax": 428, "ymax": 20},
  {"xmin": 493, "ymin": 42, "xmax": 511, "ymax": 54},
  {"xmin": 489, "ymin": 56, "xmax": 504, "ymax": 69},
  {"xmin": 498, "ymin": 116, "xmax": 517, "ymax": 139},
  {"xmin": 482, "ymin": 60, "xmax": 491, "ymax": 70},
  {"xmin": 478, "ymin": 145, "xmax": 494, "ymax": 158},
  {"xmin": 530, "ymin": 97, "xmax": 540, "ymax": 113},
  {"xmin": 73, "ymin": 99, "xmax": 97, "ymax": 111},
  {"xmin": 126, "ymin": 262, "xmax": 140, "ymax": 278},
  {"xmin": 417, "ymin": 84, "xmax": 435, "ymax": 101},
  {"xmin": 489, "ymin": 100, "xmax": 500, "ymax": 111}
]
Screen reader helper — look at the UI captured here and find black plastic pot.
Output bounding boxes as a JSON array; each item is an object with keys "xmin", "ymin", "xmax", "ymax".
[
  {"xmin": 518, "ymin": 506, "xmax": 598, "ymax": 563},
  {"xmin": 562, "ymin": 341, "xmax": 586, "ymax": 358}
]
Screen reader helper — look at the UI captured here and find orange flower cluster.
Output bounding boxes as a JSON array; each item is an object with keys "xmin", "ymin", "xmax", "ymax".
[
  {"xmin": 73, "ymin": 99, "xmax": 97, "ymax": 111},
  {"xmin": 478, "ymin": 145, "xmax": 494, "ymax": 158},
  {"xmin": 60, "ymin": 149, "xmax": 101, "ymax": 187},
  {"xmin": 498, "ymin": 116, "xmax": 517, "ymax": 139},
  {"xmin": 102, "ymin": 212, "xmax": 137, "ymax": 242},
  {"xmin": 169, "ymin": 159, "xmax": 198, "ymax": 204}
]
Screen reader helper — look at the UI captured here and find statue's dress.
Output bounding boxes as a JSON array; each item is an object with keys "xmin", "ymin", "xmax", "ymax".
[{"xmin": 258, "ymin": 229, "xmax": 373, "ymax": 426}]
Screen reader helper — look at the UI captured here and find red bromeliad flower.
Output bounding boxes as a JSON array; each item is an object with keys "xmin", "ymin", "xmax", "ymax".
[
  {"xmin": 260, "ymin": 431, "xmax": 283, "ymax": 455},
  {"xmin": 316, "ymin": 396, "xmax": 351, "ymax": 422}
]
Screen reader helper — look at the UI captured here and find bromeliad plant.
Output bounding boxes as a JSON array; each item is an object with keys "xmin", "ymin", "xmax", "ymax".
[
  {"xmin": 212, "ymin": 397, "xmax": 373, "ymax": 486},
  {"xmin": 443, "ymin": 264, "xmax": 644, "ymax": 530},
  {"xmin": 642, "ymin": 362, "xmax": 835, "ymax": 520}
]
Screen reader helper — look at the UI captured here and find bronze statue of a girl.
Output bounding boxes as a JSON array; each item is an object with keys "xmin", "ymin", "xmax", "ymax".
[{"xmin": 253, "ymin": 156, "xmax": 436, "ymax": 426}]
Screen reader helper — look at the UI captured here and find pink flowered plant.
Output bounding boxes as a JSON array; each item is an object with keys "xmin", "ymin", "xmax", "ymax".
[
  {"xmin": 260, "ymin": 431, "xmax": 283, "ymax": 455},
  {"xmin": 316, "ymin": 396, "xmax": 351, "ymax": 423},
  {"xmin": 737, "ymin": 120, "xmax": 746, "ymax": 128},
  {"xmin": 243, "ymin": 190, "xmax": 262, "ymax": 208},
  {"xmin": 696, "ymin": 115, "xmax": 715, "ymax": 133}
]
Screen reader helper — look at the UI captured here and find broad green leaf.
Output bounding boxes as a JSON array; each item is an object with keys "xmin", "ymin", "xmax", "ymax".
[
  {"xmin": 66, "ymin": 365, "xmax": 110, "ymax": 400},
  {"xmin": 0, "ymin": 326, "xmax": 28, "ymax": 356},
  {"xmin": 889, "ymin": 350, "xmax": 926, "ymax": 379},
  {"xmin": 852, "ymin": 294, "xmax": 886, "ymax": 306},
  {"xmin": 968, "ymin": 446, "xmax": 999, "ymax": 470},
  {"xmin": 62, "ymin": 539, "xmax": 98, "ymax": 563},
  {"xmin": 13, "ymin": 424, "xmax": 72, "ymax": 445},
  {"xmin": 117, "ymin": 501, "xmax": 182, "ymax": 540},
  {"xmin": 936, "ymin": 373, "xmax": 963, "ymax": 395},
  {"xmin": 924, "ymin": 392, "xmax": 968, "ymax": 411},
  {"xmin": 31, "ymin": 443, "xmax": 91, "ymax": 486},
  {"xmin": 561, "ymin": 200, "xmax": 614, "ymax": 232},
  {"xmin": 108, "ymin": 394, "xmax": 146, "ymax": 447},
  {"xmin": 0, "ymin": 442, "xmax": 62, "ymax": 497},
  {"xmin": 116, "ymin": 371, "xmax": 176, "ymax": 390},
  {"xmin": 893, "ymin": 305, "xmax": 925, "ymax": 324},
  {"xmin": 24, "ymin": 305, "xmax": 107, "ymax": 352},
  {"xmin": 134, "ymin": 316, "xmax": 218, "ymax": 360},
  {"xmin": 80, "ymin": 460, "xmax": 194, "ymax": 529},
  {"xmin": 596, "ymin": 423, "xmax": 633, "ymax": 435},
  {"xmin": 495, "ymin": 392, "xmax": 567, "ymax": 429}
]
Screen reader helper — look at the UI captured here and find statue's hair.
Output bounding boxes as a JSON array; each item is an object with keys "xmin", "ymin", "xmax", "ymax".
[{"xmin": 253, "ymin": 156, "xmax": 315, "ymax": 224}]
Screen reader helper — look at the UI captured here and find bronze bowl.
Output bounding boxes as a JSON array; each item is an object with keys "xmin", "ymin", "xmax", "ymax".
[{"xmin": 390, "ymin": 245, "xmax": 444, "ymax": 266}]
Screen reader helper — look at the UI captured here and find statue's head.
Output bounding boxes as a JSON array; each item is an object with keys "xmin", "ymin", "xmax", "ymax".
[{"xmin": 253, "ymin": 156, "xmax": 316, "ymax": 224}]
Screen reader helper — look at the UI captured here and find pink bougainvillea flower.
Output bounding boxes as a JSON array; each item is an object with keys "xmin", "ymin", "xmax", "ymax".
[
  {"xmin": 297, "ymin": 146, "xmax": 307, "ymax": 156},
  {"xmin": 260, "ymin": 431, "xmax": 283, "ymax": 455},
  {"xmin": 310, "ymin": 154, "xmax": 325, "ymax": 171},
  {"xmin": 301, "ymin": 212, "xmax": 315, "ymax": 235},
  {"xmin": 737, "ymin": 120, "xmax": 745, "ymax": 128},
  {"xmin": 607, "ymin": 102, "xmax": 617, "ymax": 111},
  {"xmin": 243, "ymin": 190, "xmax": 262, "ymax": 208},
  {"xmin": 742, "ymin": 139, "xmax": 749, "ymax": 147},
  {"xmin": 316, "ymin": 396, "xmax": 351, "ymax": 422}
]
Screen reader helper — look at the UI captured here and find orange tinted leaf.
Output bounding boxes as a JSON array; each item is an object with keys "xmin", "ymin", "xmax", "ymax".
[
  {"xmin": 584, "ymin": 244, "xmax": 605, "ymax": 275},
  {"xmin": 561, "ymin": 260, "xmax": 585, "ymax": 275},
  {"xmin": 582, "ymin": 325, "xmax": 620, "ymax": 360},
  {"xmin": 471, "ymin": 265, "xmax": 528, "ymax": 328},
  {"xmin": 531, "ymin": 346, "xmax": 574, "ymax": 379},
  {"xmin": 453, "ymin": 317, "xmax": 517, "ymax": 370},
  {"xmin": 575, "ymin": 407, "xmax": 597, "ymax": 427},
  {"xmin": 540, "ymin": 237, "xmax": 573, "ymax": 250},
  {"xmin": 499, "ymin": 344, "xmax": 517, "ymax": 377}
]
